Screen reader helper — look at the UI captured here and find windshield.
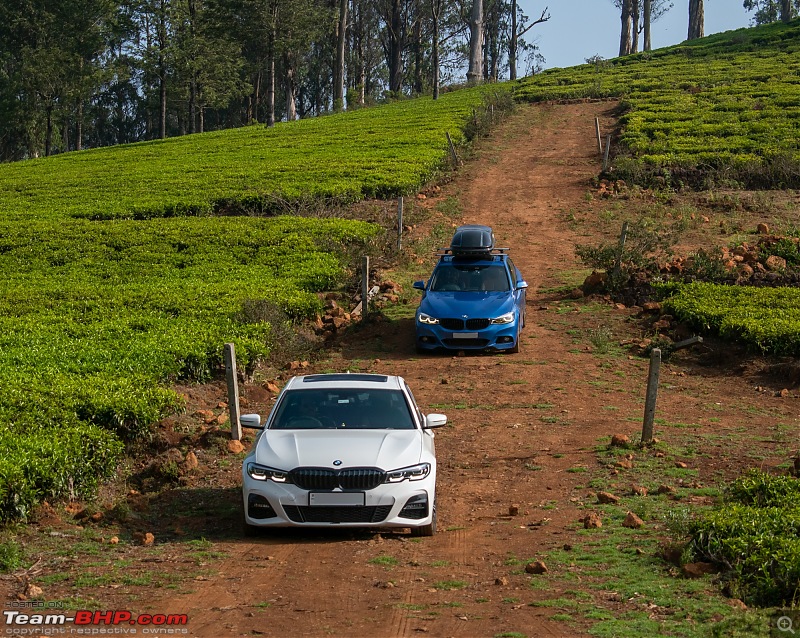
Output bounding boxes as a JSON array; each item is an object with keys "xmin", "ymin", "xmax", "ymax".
[
  {"xmin": 429, "ymin": 263, "xmax": 510, "ymax": 292},
  {"xmin": 270, "ymin": 389, "xmax": 416, "ymax": 430}
]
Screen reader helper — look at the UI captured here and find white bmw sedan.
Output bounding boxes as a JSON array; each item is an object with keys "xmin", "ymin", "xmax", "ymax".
[{"xmin": 241, "ymin": 373, "xmax": 446, "ymax": 536}]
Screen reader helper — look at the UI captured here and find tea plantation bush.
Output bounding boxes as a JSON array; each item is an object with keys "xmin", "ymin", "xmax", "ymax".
[
  {"xmin": 516, "ymin": 20, "xmax": 800, "ymax": 188},
  {"xmin": 0, "ymin": 87, "xmax": 498, "ymax": 222},
  {"xmin": 689, "ymin": 470, "xmax": 800, "ymax": 606},
  {"xmin": 0, "ymin": 216, "xmax": 379, "ymax": 521},
  {"xmin": 659, "ymin": 282, "xmax": 800, "ymax": 355}
]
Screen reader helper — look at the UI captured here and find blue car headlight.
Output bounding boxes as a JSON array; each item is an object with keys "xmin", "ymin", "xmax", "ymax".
[
  {"xmin": 418, "ymin": 313, "xmax": 439, "ymax": 325},
  {"xmin": 490, "ymin": 312, "xmax": 515, "ymax": 325}
]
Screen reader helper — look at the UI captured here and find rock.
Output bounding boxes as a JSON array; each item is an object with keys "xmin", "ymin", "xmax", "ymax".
[
  {"xmin": 90, "ymin": 511, "xmax": 104, "ymax": 523},
  {"xmin": 495, "ymin": 577, "xmax": 509, "ymax": 586},
  {"xmin": 779, "ymin": 388, "xmax": 789, "ymax": 398},
  {"xmin": 25, "ymin": 584, "xmax": 43, "ymax": 598},
  {"xmin": 657, "ymin": 484, "xmax": 676, "ymax": 495},
  {"xmin": 582, "ymin": 271, "xmax": 607, "ymax": 295},
  {"xmin": 615, "ymin": 459, "xmax": 633, "ymax": 470},
  {"xmin": 508, "ymin": 504, "xmax": 520, "ymax": 516},
  {"xmin": 109, "ymin": 536, "xmax": 119, "ymax": 545},
  {"xmin": 675, "ymin": 461, "xmax": 688, "ymax": 469},
  {"xmin": 610, "ymin": 433, "xmax": 630, "ymax": 447},
  {"xmin": 165, "ymin": 448, "xmax": 184, "ymax": 464},
  {"xmin": 183, "ymin": 451, "xmax": 198, "ymax": 471},
  {"xmin": 133, "ymin": 531, "xmax": 155, "ymax": 546},
  {"xmin": 582, "ymin": 513, "xmax": 603, "ymax": 529},
  {"xmin": 631, "ymin": 485, "xmax": 648, "ymax": 497},
  {"xmin": 597, "ymin": 491, "xmax": 620, "ymax": 505},
  {"xmin": 525, "ymin": 561, "xmax": 548, "ymax": 575},
  {"xmin": 738, "ymin": 264, "xmax": 754, "ymax": 278},
  {"xmin": 682, "ymin": 562, "xmax": 717, "ymax": 578},
  {"xmin": 622, "ymin": 511, "xmax": 644, "ymax": 529},
  {"xmin": 265, "ymin": 382, "xmax": 280, "ymax": 394},
  {"xmin": 765, "ymin": 255, "xmax": 787, "ymax": 271},
  {"xmin": 641, "ymin": 301, "xmax": 661, "ymax": 313},
  {"xmin": 729, "ymin": 599, "xmax": 747, "ymax": 610},
  {"xmin": 757, "ymin": 223, "xmax": 769, "ymax": 234},
  {"xmin": 227, "ymin": 440, "xmax": 245, "ymax": 454}
]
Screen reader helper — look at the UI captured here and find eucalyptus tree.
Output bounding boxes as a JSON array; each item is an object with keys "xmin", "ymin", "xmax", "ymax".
[
  {"xmin": 612, "ymin": 0, "xmax": 672, "ymax": 55},
  {"xmin": 743, "ymin": 0, "xmax": 799, "ymax": 23},
  {"xmin": 688, "ymin": 0, "xmax": 704, "ymax": 39}
]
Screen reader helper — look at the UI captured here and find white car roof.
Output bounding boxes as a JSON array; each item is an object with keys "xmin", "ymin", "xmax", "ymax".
[{"xmin": 283, "ymin": 373, "xmax": 405, "ymax": 391}]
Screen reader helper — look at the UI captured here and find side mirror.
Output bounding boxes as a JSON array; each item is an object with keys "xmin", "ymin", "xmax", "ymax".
[
  {"xmin": 240, "ymin": 413, "xmax": 264, "ymax": 430},
  {"xmin": 413, "ymin": 280, "xmax": 426, "ymax": 291},
  {"xmin": 423, "ymin": 413, "xmax": 447, "ymax": 429},
  {"xmin": 516, "ymin": 281, "xmax": 528, "ymax": 290}
]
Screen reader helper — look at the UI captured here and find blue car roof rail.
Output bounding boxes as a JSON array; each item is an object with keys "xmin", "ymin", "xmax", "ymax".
[{"xmin": 435, "ymin": 247, "xmax": 510, "ymax": 258}]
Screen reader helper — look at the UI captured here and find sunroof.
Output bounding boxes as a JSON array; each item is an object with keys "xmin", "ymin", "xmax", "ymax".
[{"xmin": 302, "ymin": 374, "xmax": 389, "ymax": 383}]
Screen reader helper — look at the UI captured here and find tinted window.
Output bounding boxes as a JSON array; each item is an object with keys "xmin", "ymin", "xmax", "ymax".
[
  {"xmin": 270, "ymin": 389, "xmax": 415, "ymax": 430},
  {"xmin": 429, "ymin": 264, "xmax": 510, "ymax": 292}
]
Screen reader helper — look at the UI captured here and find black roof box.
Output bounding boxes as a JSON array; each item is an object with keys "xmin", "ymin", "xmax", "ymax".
[{"xmin": 450, "ymin": 224, "xmax": 495, "ymax": 256}]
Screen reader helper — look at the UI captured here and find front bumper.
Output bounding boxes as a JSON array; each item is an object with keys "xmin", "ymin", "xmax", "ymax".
[
  {"xmin": 415, "ymin": 320, "xmax": 519, "ymax": 351},
  {"xmin": 242, "ymin": 471, "xmax": 436, "ymax": 529}
]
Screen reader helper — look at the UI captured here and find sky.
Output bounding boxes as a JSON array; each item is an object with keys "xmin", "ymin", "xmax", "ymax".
[{"xmin": 518, "ymin": 0, "xmax": 754, "ymax": 71}]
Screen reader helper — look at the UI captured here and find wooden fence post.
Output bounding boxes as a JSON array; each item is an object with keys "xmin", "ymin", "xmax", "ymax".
[
  {"xmin": 641, "ymin": 348, "xmax": 661, "ymax": 444},
  {"xmin": 361, "ymin": 255, "xmax": 370, "ymax": 320},
  {"xmin": 595, "ymin": 117, "xmax": 602, "ymax": 154},
  {"xmin": 602, "ymin": 134, "xmax": 612, "ymax": 172},
  {"xmin": 397, "ymin": 196, "xmax": 404, "ymax": 250},
  {"xmin": 446, "ymin": 132, "xmax": 461, "ymax": 168},
  {"xmin": 612, "ymin": 221, "xmax": 629, "ymax": 278},
  {"xmin": 224, "ymin": 343, "xmax": 241, "ymax": 441}
]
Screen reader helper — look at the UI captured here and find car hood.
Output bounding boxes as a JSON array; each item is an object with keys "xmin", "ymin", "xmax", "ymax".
[
  {"xmin": 419, "ymin": 291, "xmax": 515, "ymax": 319},
  {"xmin": 254, "ymin": 430, "xmax": 423, "ymax": 471}
]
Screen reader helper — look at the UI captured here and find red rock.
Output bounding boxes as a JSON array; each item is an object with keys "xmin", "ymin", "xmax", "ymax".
[
  {"xmin": 622, "ymin": 511, "xmax": 644, "ymax": 528},
  {"xmin": 765, "ymin": 255, "xmax": 786, "ymax": 271},
  {"xmin": 682, "ymin": 562, "xmax": 717, "ymax": 578},
  {"xmin": 582, "ymin": 513, "xmax": 603, "ymax": 529},
  {"xmin": 597, "ymin": 491, "xmax": 620, "ymax": 504},
  {"xmin": 610, "ymin": 434, "xmax": 630, "ymax": 447},
  {"xmin": 227, "ymin": 440, "xmax": 245, "ymax": 454},
  {"xmin": 757, "ymin": 223, "xmax": 769, "ymax": 234},
  {"xmin": 525, "ymin": 561, "xmax": 548, "ymax": 574}
]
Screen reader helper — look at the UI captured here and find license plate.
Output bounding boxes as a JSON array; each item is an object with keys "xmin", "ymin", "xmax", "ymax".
[
  {"xmin": 309, "ymin": 492, "xmax": 365, "ymax": 506},
  {"xmin": 453, "ymin": 332, "xmax": 479, "ymax": 339}
]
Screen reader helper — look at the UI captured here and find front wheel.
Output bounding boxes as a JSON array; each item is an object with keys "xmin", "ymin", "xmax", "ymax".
[{"xmin": 411, "ymin": 499, "xmax": 437, "ymax": 537}]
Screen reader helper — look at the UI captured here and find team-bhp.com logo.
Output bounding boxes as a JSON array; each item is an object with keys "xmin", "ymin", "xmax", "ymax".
[{"xmin": 4, "ymin": 610, "xmax": 189, "ymax": 634}]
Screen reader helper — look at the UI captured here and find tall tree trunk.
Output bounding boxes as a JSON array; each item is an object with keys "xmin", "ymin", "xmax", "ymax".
[
  {"xmin": 688, "ymin": 0, "xmax": 704, "ymax": 40},
  {"xmin": 466, "ymin": 0, "xmax": 483, "ymax": 84},
  {"xmin": 76, "ymin": 101, "xmax": 83, "ymax": 151},
  {"xmin": 188, "ymin": 0, "xmax": 197, "ymax": 133},
  {"xmin": 631, "ymin": 1, "xmax": 640, "ymax": 53},
  {"xmin": 267, "ymin": 5, "xmax": 276, "ymax": 127},
  {"xmin": 285, "ymin": 51, "xmax": 296, "ymax": 121},
  {"xmin": 333, "ymin": 0, "xmax": 348, "ymax": 110},
  {"xmin": 158, "ymin": 0, "xmax": 167, "ymax": 140},
  {"xmin": 412, "ymin": 0, "xmax": 423, "ymax": 94},
  {"xmin": 643, "ymin": 0, "xmax": 652, "ymax": 51},
  {"xmin": 781, "ymin": 0, "xmax": 792, "ymax": 22},
  {"xmin": 509, "ymin": 0, "xmax": 518, "ymax": 81},
  {"xmin": 45, "ymin": 105, "xmax": 53, "ymax": 157},
  {"xmin": 619, "ymin": 0, "xmax": 632, "ymax": 56},
  {"xmin": 431, "ymin": 0, "xmax": 440, "ymax": 99},
  {"xmin": 389, "ymin": 0, "xmax": 403, "ymax": 94}
]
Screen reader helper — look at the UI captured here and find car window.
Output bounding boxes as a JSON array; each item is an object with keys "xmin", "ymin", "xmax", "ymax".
[
  {"xmin": 270, "ymin": 389, "xmax": 415, "ymax": 430},
  {"xmin": 429, "ymin": 264, "xmax": 510, "ymax": 292},
  {"xmin": 506, "ymin": 258, "xmax": 518, "ymax": 285}
]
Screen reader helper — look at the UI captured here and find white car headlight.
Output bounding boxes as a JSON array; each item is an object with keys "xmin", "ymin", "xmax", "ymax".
[
  {"xmin": 386, "ymin": 463, "xmax": 431, "ymax": 483},
  {"xmin": 247, "ymin": 462, "xmax": 289, "ymax": 483},
  {"xmin": 490, "ymin": 312, "xmax": 515, "ymax": 325},
  {"xmin": 418, "ymin": 313, "xmax": 439, "ymax": 325}
]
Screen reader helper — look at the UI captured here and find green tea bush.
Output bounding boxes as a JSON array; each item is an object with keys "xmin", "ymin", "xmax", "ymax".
[
  {"xmin": 660, "ymin": 282, "xmax": 800, "ymax": 355},
  {"xmin": 689, "ymin": 470, "xmax": 800, "ymax": 606},
  {"xmin": 516, "ymin": 21, "xmax": 800, "ymax": 189}
]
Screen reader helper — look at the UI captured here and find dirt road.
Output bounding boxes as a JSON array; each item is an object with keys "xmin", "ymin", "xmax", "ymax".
[{"xmin": 152, "ymin": 101, "xmax": 625, "ymax": 637}]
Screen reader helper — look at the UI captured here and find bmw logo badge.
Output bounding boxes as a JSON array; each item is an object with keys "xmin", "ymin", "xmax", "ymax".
[{"xmin": 333, "ymin": 460, "xmax": 342, "ymax": 466}]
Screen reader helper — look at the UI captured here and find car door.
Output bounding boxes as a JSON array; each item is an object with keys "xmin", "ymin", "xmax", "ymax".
[{"xmin": 506, "ymin": 257, "xmax": 526, "ymax": 323}]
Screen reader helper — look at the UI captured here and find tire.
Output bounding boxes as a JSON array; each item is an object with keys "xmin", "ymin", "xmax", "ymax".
[
  {"xmin": 241, "ymin": 503, "xmax": 261, "ymax": 537},
  {"xmin": 411, "ymin": 499, "xmax": 437, "ymax": 537}
]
